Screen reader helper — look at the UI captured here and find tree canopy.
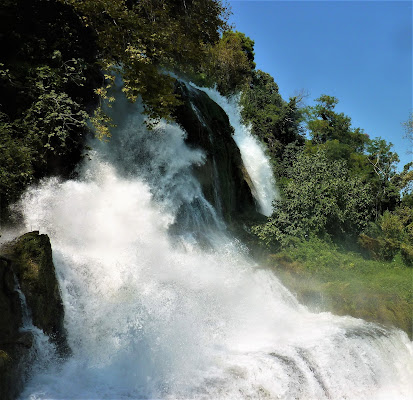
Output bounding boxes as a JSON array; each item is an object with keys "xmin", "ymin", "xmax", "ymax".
[{"xmin": 252, "ymin": 150, "xmax": 373, "ymax": 249}]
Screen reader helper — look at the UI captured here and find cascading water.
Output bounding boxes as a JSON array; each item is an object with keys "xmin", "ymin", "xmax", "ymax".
[
  {"xmin": 18, "ymin": 85, "xmax": 412, "ymax": 399},
  {"xmin": 193, "ymin": 85, "xmax": 279, "ymax": 216}
]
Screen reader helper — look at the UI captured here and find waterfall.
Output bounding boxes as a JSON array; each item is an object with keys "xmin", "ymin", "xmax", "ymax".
[
  {"xmin": 192, "ymin": 85, "xmax": 279, "ymax": 216},
  {"xmin": 17, "ymin": 87, "xmax": 413, "ymax": 400}
]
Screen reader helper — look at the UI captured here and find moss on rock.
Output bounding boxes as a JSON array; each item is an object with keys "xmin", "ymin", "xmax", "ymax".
[
  {"xmin": 0, "ymin": 231, "xmax": 67, "ymax": 399},
  {"xmin": 2, "ymin": 232, "xmax": 66, "ymax": 348}
]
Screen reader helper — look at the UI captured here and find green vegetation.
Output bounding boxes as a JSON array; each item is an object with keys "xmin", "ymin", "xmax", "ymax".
[
  {"xmin": 197, "ymin": 31, "xmax": 256, "ymax": 95},
  {"xmin": 252, "ymin": 150, "xmax": 373, "ymax": 248},
  {"xmin": 0, "ymin": 0, "xmax": 100, "ymax": 220},
  {"xmin": 0, "ymin": 0, "xmax": 230, "ymax": 221},
  {"xmin": 240, "ymin": 70, "xmax": 304, "ymax": 163},
  {"xmin": 250, "ymin": 94, "xmax": 412, "ymax": 264},
  {"xmin": 267, "ymin": 238, "xmax": 412, "ymax": 337}
]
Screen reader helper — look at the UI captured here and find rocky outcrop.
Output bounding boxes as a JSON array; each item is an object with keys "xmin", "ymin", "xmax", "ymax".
[
  {"xmin": 173, "ymin": 82, "xmax": 261, "ymax": 224},
  {"xmin": 0, "ymin": 255, "xmax": 34, "ymax": 400},
  {"xmin": 0, "ymin": 231, "xmax": 66, "ymax": 400},
  {"xmin": 2, "ymin": 232, "xmax": 66, "ymax": 346}
]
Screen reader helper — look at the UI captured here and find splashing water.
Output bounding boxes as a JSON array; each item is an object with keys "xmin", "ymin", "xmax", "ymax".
[
  {"xmin": 193, "ymin": 85, "xmax": 279, "ymax": 216},
  {"xmin": 18, "ymin": 88, "xmax": 413, "ymax": 399}
]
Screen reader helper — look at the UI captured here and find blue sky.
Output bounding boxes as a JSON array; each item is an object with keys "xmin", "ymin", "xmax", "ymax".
[{"xmin": 228, "ymin": 0, "xmax": 412, "ymax": 168}]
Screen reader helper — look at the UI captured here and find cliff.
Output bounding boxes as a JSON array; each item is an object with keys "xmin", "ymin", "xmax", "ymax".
[{"xmin": 173, "ymin": 82, "xmax": 261, "ymax": 225}]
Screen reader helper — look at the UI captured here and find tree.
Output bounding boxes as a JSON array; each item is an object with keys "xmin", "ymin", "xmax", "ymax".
[
  {"xmin": 366, "ymin": 138, "xmax": 400, "ymax": 217},
  {"xmin": 240, "ymin": 70, "xmax": 304, "ymax": 162},
  {"xmin": 359, "ymin": 206, "xmax": 413, "ymax": 264},
  {"xmin": 59, "ymin": 0, "xmax": 230, "ymax": 132},
  {"xmin": 305, "ymin": 95, "xmax": 369, "ymax": 152},
  {"xmin": 196, "ymin": 30, "xmax": 256, "ymax": 95},
  {"xmin": 403, "ymin": 112, "xmax": 413, "ymax": 153},
  {"xmin": 252, "ymin": 150, "xmax": 373, "ymax": 249}
]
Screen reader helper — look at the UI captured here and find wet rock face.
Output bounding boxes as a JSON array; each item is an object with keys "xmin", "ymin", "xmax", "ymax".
[
  {"xmin": 3, "ymin": 232, "xmax": 65, "ymax": 346},
  {"xmin": 0, "ymin": 256, "xmax": 34, "ymax": 400},
  {"xmin": 0, "ymin": 231, "xmax": 67, "ymax": 399},
  {"xmin": 173, "ymin": 82, "xmax": 259, "ymax": 224},
  {"xmin": 0, "ymin": 256, "xmax": 22, "ymax": 338}
]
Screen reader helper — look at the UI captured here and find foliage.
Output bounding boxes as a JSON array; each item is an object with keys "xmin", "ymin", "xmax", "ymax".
[
  {"xmin": 0, "ymin": 119, "xmax": 34, "ymax": 208},
  {"xmin": 268, "ymin": 237, "xmax": 412, "ymax": 337},
  {"xmin": 365, "ymin": 138, "xmax": 401, "ymax": 216},
  {"xmin": 60, "ymin": 0, "xmax": 230, "ymax": 131},
  {"xmin": 252, "ymin": 150, "xmax": 373, "ymax": 249},
  {"xmin": 359, "ymin": 207, "xmax": 413, "ymax": 264},
  {"xmin": 0, "ymin": 0, "xmax": 100, "ymax": 220},
  {"xmin": 0, "ymin": 0, "xmax": 230, "ymax": 220},
  {"xmin": 240, "ymin": 70, "xmax": 304, "ymax": 163},
  {"xmin": 304, "ymin": 95, "xmax": 405, "ymax": 217},
  {"xmin": 202, "ymin": 31, "xmax": 256, "ymax": 95},
  {"xmin": 305, "ymin": 95, "xmax": 369, "ymax": 152}
]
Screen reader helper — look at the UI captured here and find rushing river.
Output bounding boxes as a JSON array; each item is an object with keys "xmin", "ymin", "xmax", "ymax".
[{"xmin": 18, "ymin": 85, "xmax": 413, "ymax": 399}]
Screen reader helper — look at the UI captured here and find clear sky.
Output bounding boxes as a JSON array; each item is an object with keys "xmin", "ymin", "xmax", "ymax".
[{"xmin": 228, "ymin": 0, "xmax": 412, "ymax": 168}]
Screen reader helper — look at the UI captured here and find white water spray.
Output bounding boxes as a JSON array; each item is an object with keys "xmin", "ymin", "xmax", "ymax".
[
  {"xmin": 18, "ymin": 89, "xmax": 413, "ymax": 399},
  {"xmin": 193, "ymin": 85, "xmax": 279, "ymax": 216}
]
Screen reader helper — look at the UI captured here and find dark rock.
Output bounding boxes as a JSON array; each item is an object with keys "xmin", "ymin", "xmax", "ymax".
[
  {"xmin": 173, "ymin": 82, "xmax": 261, "ymax": 225},
  {"xmin": 0, "ymin": 231, "xmax": 67, "ymax": 399},
  {"xmin": 0, "ymin": 257, "xmax": 34, "ymax": 400},
  {"xmin": 1, "ymin": 232, "xmax": 66, "ymax": 350}
]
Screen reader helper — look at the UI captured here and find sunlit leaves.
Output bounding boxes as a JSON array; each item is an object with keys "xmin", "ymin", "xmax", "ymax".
[
  {"xmin": 59, "ymin": 0, "xmax": 230, "ymax": 126},
  {"xmin": 253, "ymin": 150, "xmax": 373, "ymax": 249}
]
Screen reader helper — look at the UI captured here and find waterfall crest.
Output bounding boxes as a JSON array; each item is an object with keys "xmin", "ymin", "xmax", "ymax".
[{"xmin": 18, "ymin": 86, "xmax": 413, "ymax": 400}]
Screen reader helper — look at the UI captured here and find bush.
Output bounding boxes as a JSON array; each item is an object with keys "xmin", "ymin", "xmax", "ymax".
[
  {"xmin": 253, "ymin": 150, "xmax": 373, "ymax": 249},
  {"xmin": 359, "ymin": 207, "xmax": 413, "ymax": 265}
]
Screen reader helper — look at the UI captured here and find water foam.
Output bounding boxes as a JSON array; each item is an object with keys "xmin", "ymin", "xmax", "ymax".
[
  {"xmin": 192, "ymin": 85, "xmax": 279, "ymax": 216},
  {"xmin": 17, "ymin": 90, "xmax": 413, "ymax": 399}
]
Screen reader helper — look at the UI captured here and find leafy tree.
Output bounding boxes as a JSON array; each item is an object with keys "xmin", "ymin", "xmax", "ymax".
[
  {"xmin": 59, "ymin": 0, "xmax": 230, "ymax": 132},
  {"xmin": 190, "ymin": 30, "xmax": 256, "ymax": 95},
  {"xmin": 0, "ymin": 0, "xmax": 100, "ymax": 220},
  {"xmin": 305, "ymin": 95, "xmax": 369, "ymax": 153},
  {"xmin": 240, "ymin": 70, "xmax": 304, "ymax": 162},
  {"xmin": 0, "ymin": 118, "xmax": 34, "ymax": 210},
  {"xmin": 359, "ymin": 207, "xmax": 413, "ymax": 265},
  {"xmin": 403, "ymin": 112, "xmax": 413, "ymax": 152},
  {"xmin": 304, "ymin": 95, "xmax": 403, "ymax": 217},
  {"xmin": 366, "ymin": 138, "xmax": 400, "ymax": 217},
  {"xmin": 252, "ymin": 150, "xmax": 373, "ymax": 249}
]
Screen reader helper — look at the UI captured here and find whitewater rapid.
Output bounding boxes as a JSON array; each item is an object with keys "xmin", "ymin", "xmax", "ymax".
[{"xmin": 17, "ymin": 87, "xmax": 413, "ymax": 399}]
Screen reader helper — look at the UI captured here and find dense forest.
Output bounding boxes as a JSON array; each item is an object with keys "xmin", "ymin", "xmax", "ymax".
[{"xmin": 1, "ymin": 0, "xmax": 412, "ymax": 333}]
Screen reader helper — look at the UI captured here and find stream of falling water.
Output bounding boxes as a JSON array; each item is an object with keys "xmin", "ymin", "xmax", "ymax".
[{"xmin": 18, "ymin": 87, "xmax": 413, "ymax": 400}]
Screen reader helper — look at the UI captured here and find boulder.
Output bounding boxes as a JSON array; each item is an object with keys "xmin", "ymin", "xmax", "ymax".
[{"xmin": 0, "ymin": 231, "xmax": 67, "ymax": 399}]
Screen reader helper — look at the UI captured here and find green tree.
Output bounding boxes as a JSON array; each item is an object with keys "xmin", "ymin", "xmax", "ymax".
[
  {"xmin": 253, "ymin": 150, "xmax": 373, "ymax": 249},
  {"xmin": 366, "ymin": 138, "xmax": 400, "ymax": 217},
  {"xmin": 359, "ymin": 206, "xmax": 413, "ymax": 264},
  {"xmin": 240, "ymin": 70, "xmax": 304, "ymax": 161},
  {"xmin": 60, "ymin": 0, "xmax": 230, "ymax": 132},
  {"xmin": 197, "ymin": 30, "xmax": 255, "ymax": 95},
  {"xmin": 0, "ymin": 118, "xmax": 34, "ymax": 211},
  {"xmin": 305, "ymin": 95, "xmax": 369, "ymax": 152}
]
